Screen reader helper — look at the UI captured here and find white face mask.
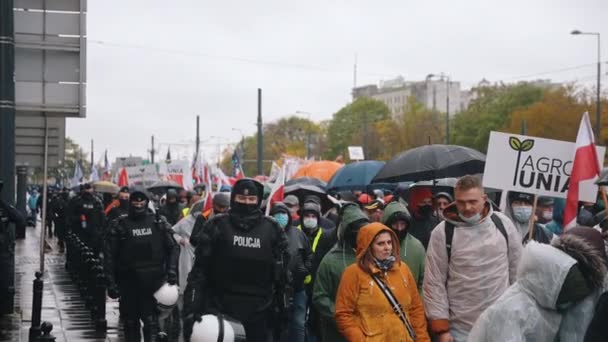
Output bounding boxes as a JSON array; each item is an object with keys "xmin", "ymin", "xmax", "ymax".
[
  {"xmin": 542, "ymin": 210, "xmax": 553, "ymax": 221},
  {"xmin": 459, "ymin": 212, "xmax": 481, "ymax": 225},
  {"xmin": 303, "ymin": 217, "xmax": 318, "ymax": 229},
  {"xmin": 512, "ymin": 206, "xmax": 533, "ymax": 223}
]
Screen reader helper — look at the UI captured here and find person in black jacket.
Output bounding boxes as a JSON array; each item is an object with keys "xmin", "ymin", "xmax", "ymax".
[
  {"xmin": 68, "ymin": 183, "xmax": 105, "ymax": 255},
  {"xmin": 104, "ymin": 187, "xmax": 179, "ymax": 342},
  {"xmin": 270, "ymin": 202, "xmax": 312, "ymax": 342},
  {"xmin": 183, "ymin": 179, "xmax": 290, "ymax": 342},
  {"xmin": 159, "ymin": 189, "xmax": 181, "ymax": 225}
]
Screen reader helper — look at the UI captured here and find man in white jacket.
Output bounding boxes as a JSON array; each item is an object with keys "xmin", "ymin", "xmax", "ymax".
[{"xmin": 423, "ymin": 175, "xmax": 523, "ymax": 342}]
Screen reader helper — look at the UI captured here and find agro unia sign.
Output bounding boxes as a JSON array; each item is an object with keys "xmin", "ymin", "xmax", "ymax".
[{"xmin": 483, "ymin": 131, "xmax": 605, "ymax": 201}]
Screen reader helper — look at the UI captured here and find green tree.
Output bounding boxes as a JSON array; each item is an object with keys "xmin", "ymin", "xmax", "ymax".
[
  {"xmin": 324, "ymin": 97, "xmax": 391, "ymax": 160},
  {"xmin": 451, "ymin": 83, "xmax": 546, "ymax": 153},
  {"xmin": 220, "ymin": 116, "xmax": 323, "ymax": 176}
]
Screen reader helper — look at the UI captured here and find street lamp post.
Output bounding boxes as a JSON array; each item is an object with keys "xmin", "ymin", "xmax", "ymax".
[
  {"xmin": 572, "ymin": 30, "xmax": 601, "ymax": 140},
  {"xmin": 295, "ymin": 111, "xmax": 313, "ymax": 159},
  {"xmin": 426, "ymin": 73, "xmax": 451, "ymax": 144}
]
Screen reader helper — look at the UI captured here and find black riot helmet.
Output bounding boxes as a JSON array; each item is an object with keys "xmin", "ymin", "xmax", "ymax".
[{"xmin": 129, "ymin": 186, "xmax": 150, "ymax": 217}]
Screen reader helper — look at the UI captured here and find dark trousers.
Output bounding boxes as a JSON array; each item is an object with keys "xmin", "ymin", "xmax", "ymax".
[{"xmin": 119, "ymin": 277, "xmax": 159, "ymax": 342}]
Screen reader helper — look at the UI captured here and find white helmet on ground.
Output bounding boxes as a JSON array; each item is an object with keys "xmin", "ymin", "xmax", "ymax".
[
  {"xmin": 154, "ymin": 283, "xmax": 179, "ymax": 319},
  {"xmin": 190, "ymin": 314, "xmax": 246, "ymax": 342}
]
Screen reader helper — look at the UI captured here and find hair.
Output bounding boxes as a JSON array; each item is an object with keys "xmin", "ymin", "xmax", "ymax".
[
  {"xmin": 455, "ymin": 175, "xmax": 483, "ymax": 193},
  {"xmin": 358, "ymin": 230, "xmax": 398, "ymax": 274}
]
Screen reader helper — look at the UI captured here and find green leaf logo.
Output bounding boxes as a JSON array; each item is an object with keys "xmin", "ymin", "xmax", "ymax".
[
  {"xmin": 509, "ymin": 137, "xmax": 521, "ymax": 151},
  {"xmin": 520, "ymin": 139, "xmax": 534, "ymax": 152}
]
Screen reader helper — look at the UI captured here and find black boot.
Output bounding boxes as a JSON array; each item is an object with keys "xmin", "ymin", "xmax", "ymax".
[
  {"xmin": 142, "ymin": 315, "xmax": 160, "ymax": 342},
  {"xmin": 124, "ymin": 319, "xmax": 141, "ymax": 342}
]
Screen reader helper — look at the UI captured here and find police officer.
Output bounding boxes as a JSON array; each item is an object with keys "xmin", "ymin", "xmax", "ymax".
[
  {"xmin": 104, "ymin": 187, "xmax": 179, "ymax": 342},
  {"xmin": 51, "ymin": 187, "xmax": 70, "ymax": 253},
  {"xmin": 68, "ymin": 183, "xmax": 105, "ymax": 255},
  {"xmin": 183, "ymin": 178, "xmax": 290, "ymax": 342},
  {"xmin": 106, "ymin": 186, "xmax": 130, "ymax": 222},
  {"xmin": 0, "ymin": 180, "xmax": 26, "ymax": 314},
  {"xmin": 190, "ymin": 192, "xmax": 230, "ymax": 248},
  {"xmin": 159, "ymin": 189, "xmax": 181, "ymax": 225}
]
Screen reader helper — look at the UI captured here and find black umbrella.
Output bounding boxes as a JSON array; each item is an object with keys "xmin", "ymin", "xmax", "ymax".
[
  {"xmin": 284, "ymin": 177, "xmax": 331, "ymax": 212},
  {"xmin": 147, "ymin": 180, "xmax": 184, "ymax": 195},
  {"xmin": 372, "ymin": 144, "xmax": 486, "ymax": 183}
]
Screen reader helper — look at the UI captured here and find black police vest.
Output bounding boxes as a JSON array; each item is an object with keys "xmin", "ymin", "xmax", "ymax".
[
  {"xmin": 118, "ymin": 215, "xmax": 165, "ymax": 271},
  {"xmin": 211, "ymin": 216, "xmax": 276, "ymax": 298}
]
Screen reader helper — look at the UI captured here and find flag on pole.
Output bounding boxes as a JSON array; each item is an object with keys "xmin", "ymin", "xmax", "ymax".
[
  {"xmin": 117, "ymin": 167, "xmax": 129, "ymax": 187},
  {"xmin": 231, "ymin": 148, "xmax": 244, "ymax": 179},
  {"xmin": 563, "ymin": 112, "xmax": 602, "ymax": 230},
  {"xmin": 203, "ymin": 162, "xmax": 215, "ymax": 213},
  {"xmin": 91, "ymin": 166, "xmax": 100, "ymax": 182},
  {"xmin": 265, "ymin": 165, "xmax": 286, "ymax": 215},
  {"xmin": 166, "ymin": 147, "xmax": 172, "ymax": 164},
  {"xmin": 71, "ymin": 161, "xmax": 83, "ymax": 187}
]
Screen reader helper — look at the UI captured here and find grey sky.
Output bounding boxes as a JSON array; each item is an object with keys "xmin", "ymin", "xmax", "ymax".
[{"xmin": 67, "ymin": 0, "xmax": 608, "ymax": 164}]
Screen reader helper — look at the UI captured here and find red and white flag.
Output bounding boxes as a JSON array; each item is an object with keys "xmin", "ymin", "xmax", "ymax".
[
  {"xmin": 117, "ymin": 167, "xmax": 129, "ymax": 187},
  {"xmin": 563, "ymin": 112, "xmax": 602, "ymax": 230},
  {"xmin": 265, "ymin": 165, "xmax": 286, "ymax": 215},
  {"xmin": 203, "ymin": 162, "xmax": 215, "ymax": 213}
]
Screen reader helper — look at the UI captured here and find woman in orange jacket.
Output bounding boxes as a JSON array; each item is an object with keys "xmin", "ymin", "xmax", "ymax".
[{"xmin": 335, "ymin": 222, "xmax": 430, "ymax": 342}]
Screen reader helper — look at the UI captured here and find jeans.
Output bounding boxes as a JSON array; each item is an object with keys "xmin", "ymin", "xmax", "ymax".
[{"xmin": 288, "ymin": 290, "xmax": 308, "ymax": 342}]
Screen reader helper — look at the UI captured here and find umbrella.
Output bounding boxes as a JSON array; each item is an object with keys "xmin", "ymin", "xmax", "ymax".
[
  {"xmin": 292, "ymin": 161, "xmax": 343, "ymax": 183},
  {"xmin": 147, "ymin": 180, "xmax": 184, "ymax": 195},
  {"xmin": 93, "ymin": 181, "xmax": 120, "ymax": 195},
  {"xmin": 373, "ymin": 144, "xmax": 486, "ymax": 183},
  {"xmin": 326, "ymin": 161, "xmax": 385, "ymax": 192},
  {"xmin": 284, "ymin": 177, "xmax": 331, "ymax": 212}
]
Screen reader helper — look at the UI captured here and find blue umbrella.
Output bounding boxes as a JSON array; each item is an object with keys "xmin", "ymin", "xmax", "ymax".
[{"xmin": 326, "ymin": 160, "xmax": 385, "ymax": 192}]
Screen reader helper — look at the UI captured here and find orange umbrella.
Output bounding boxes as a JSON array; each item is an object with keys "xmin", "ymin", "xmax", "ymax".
[{"xmin": 293, "ymin": 161, "xmax": 343, "ymax": 183}]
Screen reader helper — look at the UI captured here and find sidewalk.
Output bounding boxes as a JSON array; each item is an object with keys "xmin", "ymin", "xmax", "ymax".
[{"xmin": 0, "ymin": 223, "xmax": 121, "ymax": 341}]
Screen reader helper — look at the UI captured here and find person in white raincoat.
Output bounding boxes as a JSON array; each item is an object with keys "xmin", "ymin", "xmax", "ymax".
[
  {"xmin": 468, "ymin": 227, "xmax": 607, "ymax": 342},
  {"xmin": 423, "ymin": 176, "xmax": 523, "ymax": 342},
  {"xmin": 172, "ymin": 199, "xmax": 205, "ymax": 295}
]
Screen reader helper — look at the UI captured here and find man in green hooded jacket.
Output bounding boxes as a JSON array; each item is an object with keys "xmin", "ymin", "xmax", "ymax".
[
  {"xmin": 382, "ymin": 201, "xmax": 426, "ymax": 292},
  {"xmin": 312, "ymin": 203, "xmax": 369, "ymax": 342}
]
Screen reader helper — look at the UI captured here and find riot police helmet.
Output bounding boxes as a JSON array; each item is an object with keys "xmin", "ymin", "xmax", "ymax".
[
  {"xmin": 154, "ymin": 282, "xmax": 179, "ymax": 319},
  {"xmin": 191, "ymin": 314, "xmax": 247, "ymax": 342}
]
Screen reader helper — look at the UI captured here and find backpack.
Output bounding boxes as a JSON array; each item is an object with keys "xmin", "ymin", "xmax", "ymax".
[{"xmin": 444, "ymin": 213, "xmax": 508, "ymax": 263}]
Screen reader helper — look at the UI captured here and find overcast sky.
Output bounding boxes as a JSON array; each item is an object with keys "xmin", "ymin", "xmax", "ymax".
[{"xmin": 67, "ymin": 0, "xmax": 608, "ymax": 163}]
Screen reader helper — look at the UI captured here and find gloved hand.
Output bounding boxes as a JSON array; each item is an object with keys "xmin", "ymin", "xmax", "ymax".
[
  {"xmin": 107, "ymin": 285, "xmax": 120, "ymax": 299},
  {"xmin": 167, "ymin": 272, "xmax": 177, "ymax": 285},
  {"xmin": 183, "ymin": 313, "xmax": 203, "ymax": 339}
]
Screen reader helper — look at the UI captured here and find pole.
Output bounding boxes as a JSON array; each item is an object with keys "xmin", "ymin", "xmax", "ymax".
[
  {"xmin": 257, "ymin": 88, "xmax": 263, "ymax": 175},
  {"xmin": 90, "ymin": 139, "xmax": 94, "ymax": 171},
  {"xmin": 527, "ymin": 195, "xmax": 538, "ymax": 242},
  {"xmin": 363, "ymin": 112, "xmax": 368, "ymax": 158},
  {"xmin": 150, "ymin": 135, "xmax": 155, "ymax": 164},
  {"xmin": 40, "ymin": 115, "xmax": 49, "ymax": 274},
  {"xmin": 446, "ymin": 78, "xmax": 450, "ymax": 144},
  {"xmin": 15, "ymin": 166, "xmax": 27, "ymax": 239},
  {"xmin": 195, "ymin": 115, "xmax": 200, "ymax": 158},
  {"xmin": 0, "ymin": 0, "xmax": 15, "ymax": 204},
  {"xmin": 596, "ymin": 34, "xmax": 601, "ymax": 141},
  {"xmin": 521, "ymin": 118, "xmax": 528, "ymax": 135}
]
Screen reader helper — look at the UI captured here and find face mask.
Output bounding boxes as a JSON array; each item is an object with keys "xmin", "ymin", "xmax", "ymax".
[
  {"xmin": 437, "ymin": 209, "xmax": 445, "ymax": 220},
  {"xmin": 303, "ymin": 217, "xmax": 318, "ymax": 230},
  {"xmin": 459, "ymin": 212, "xmax": 481, "ymax": 225},
  {"xmin": 542, "ymin": 210, "xmax": 553, "ymax": 221},
  {"xmin": 231, "ymin": 201, "xmax": 259, "ymax": 216},
  {"xmin": 119, "ymin": 199, "xmax": 129, "ymax": 209},
  {"xmin": 418, "ymin": 204, "xmax": 433, "ymax": 218},
  {"xmin": 512, "ymin": 206, "xmax": 533, "ymax": 223},
  {"xmin": 273, "ymin": 213, "xmax": 289, "ymax": 229},
  {"xmin": 129, "ymin": 202, "xmax": 148, "ymax": 218}
]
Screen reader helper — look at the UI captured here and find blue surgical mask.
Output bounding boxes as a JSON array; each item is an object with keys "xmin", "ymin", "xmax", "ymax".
[
  {"xmin": 512, "ymin": 206, "xmax": 533, "ymax": 223},
  {"xmin": 273, "ymin": 213, "xmax": 289, "ymax": 229},
  {"xmin": 459, "ymin": 212, "xmax": 481, "ymax": 225}
]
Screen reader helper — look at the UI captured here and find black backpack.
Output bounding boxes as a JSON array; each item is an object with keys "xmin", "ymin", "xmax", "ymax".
[{"xmin": 444, "ymin": 214, "xmax": 508, "ymax": 263}]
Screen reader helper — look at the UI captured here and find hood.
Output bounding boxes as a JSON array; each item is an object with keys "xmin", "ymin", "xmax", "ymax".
[
  {"xmin": 517, "ymin": 241, "xmax": 577, "ymax": 309},
  {"xmin": 356, "ymin": 222, "xmax": 400, "ymax": 261},
  {"xmin": 552, "ymin": 198, "xmax": 566, "ymax": 224},
  {"xmin": 408, "ymin": 187, "xmax": 433, "ymax": 218},
  {"xmin": 337, "ymin": 203, "xmax": 369, "ymax": 241},
  {"xmin": 270, "ymin": 202, "xmax": 293, "ymax": 227},
  {"xmin": 551, "ymin": 231, "xmax": 608, "ymax": 290},
  {"xmin": 442, "ymin": 200, "xmax": 492, "ymax": 227},
  {"xmin": 381, "ymin": 201, "xmax": 412, "ymax": 226}
]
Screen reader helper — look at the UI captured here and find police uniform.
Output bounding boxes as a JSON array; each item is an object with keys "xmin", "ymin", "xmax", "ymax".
[
  {"xmin": 183, "ymin": 179, "xmax": 290, "ymax": 342},
  {"xmin": 68, "ymin": 185, "xmax": 105, "ymax": 254},
  {"xmin": 104, "ymin": 187, "xmax": 179, "ymax": 342}
]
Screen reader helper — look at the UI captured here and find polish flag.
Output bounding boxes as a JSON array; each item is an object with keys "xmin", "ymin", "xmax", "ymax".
[
  {"xmin": 117, "ymin": 167, "xmax": 129, "ymax": 187},
  {"xmin": 265, "ymin": 165, "xmax": 286, "ymax": 216},
  {"xmin": 563, "ymin": 112, "xmax": 602, "ymax": 230},
  {"xmin": 203, "ymin": 162, "xmax": 215, "ymax": 213}
]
